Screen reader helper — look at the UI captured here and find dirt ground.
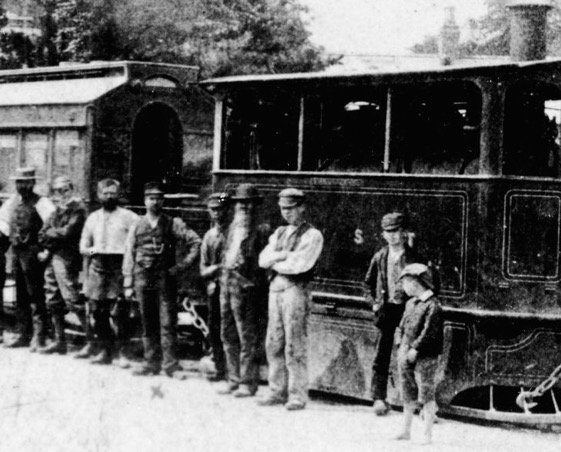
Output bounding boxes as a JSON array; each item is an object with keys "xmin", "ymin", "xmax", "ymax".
[{"xmin": 0, "ymin": 346, "xmax": 559, "ymax": 452}]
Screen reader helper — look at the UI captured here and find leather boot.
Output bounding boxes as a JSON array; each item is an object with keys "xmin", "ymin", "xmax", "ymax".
[
  {"xmin": 39, "ymin": 313, "xmax": 67, "ymax": 355},
  {"xmin": 29, "ymin": 335, "xmax": 45, "ymax": 353},
  {"xmin": 74, "ymin": 342, "xmax": 95, "ymax": 359},
  {"xmin": 4, "ymin": 335, "xmax": 30, "ymax": 348},
  {"xmin": 90, "ymin": 348, "xmax": 112, "ymax": 365}
]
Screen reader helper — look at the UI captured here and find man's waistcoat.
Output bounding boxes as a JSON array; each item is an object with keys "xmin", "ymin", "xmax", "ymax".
[
  {"xmin": 10, "ymin": 194, "xmax": 42, "ymax": 247},
  {"xmin": 134, "ymin": 214, "xmax": 175, "ymax": 271},
  {"xmin": 272, "ymin": 222, "xmax": 315, "ymax": 283}
]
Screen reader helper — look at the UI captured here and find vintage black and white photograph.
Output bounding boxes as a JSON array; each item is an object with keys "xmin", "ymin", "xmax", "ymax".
[{"xmin": 0, "ymin": 0, "xmax": 560, "ymax": 450}]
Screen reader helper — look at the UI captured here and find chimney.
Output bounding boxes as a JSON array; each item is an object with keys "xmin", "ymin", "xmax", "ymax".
[
  {"xmin": 507, "ymin": 0, "xmax": 552, "ymax": 61},
  {"xmin": 439, "ymin": 6, "xmax": 461, "ymax": 66}
]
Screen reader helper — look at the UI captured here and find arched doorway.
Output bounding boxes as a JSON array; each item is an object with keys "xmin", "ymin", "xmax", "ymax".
[{"xmin": 130, "ymin": 102, "xmax": 183, "ymax": 202}]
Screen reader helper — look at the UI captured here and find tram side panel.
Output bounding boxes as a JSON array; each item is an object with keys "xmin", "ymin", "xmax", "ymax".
[{"xmin": 214, "ymin": 174, "xmax": 481, "ymax": 404}]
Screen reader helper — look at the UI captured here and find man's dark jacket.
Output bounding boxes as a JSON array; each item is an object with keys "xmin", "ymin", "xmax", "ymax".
[{"xmin": 363, "ymin": 245, "xmax": 425, "ymax": 328}]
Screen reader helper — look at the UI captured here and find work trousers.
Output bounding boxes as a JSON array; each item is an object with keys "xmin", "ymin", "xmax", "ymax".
[
  {"xmin": 207, "ymin": 288, "xmax": 226, "ymax": 376},
  {"xmin": 13, "ymin": 245, "xmax": 47, "ymax": 342},
  {"xmin": 89, "ymin": 297, "xmax": 130, "ymax": 356},
  {"xmin": 135, "ymin": 269, "xmax": 179, "ymax": 372},
  {"xmin": 44, "ymin": 254, "xmax": 83, "ymax": 315},
  {"xmin": 220, "ymin": 274, "xmax": 259, "ymax": 391},
  {"xmin": 371, "ymin": 303, "xmax": 405, "ymax": 401},
  {"xmin": 266, "ymin": 283, "xmax": 310, "ymax": 403},
  {"xmin": 0, "ymin": 252, "xmax": 5, "ymax": 333}
]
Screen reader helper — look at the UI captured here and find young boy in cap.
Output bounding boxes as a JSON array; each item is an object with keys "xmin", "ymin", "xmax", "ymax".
[
  {"xmin": 123, "ymin": 181, "xmax": 201, "ymax": 379},
  {"xmin": 395, "ymin": 263, "xmax": 442, "ymax": 445},
  {"xmin": 38, "ymin": 175, "xmax": 87, "ymax": 354},
  {"xmin": 363, "ymin": 211, "xmax": 425, "ymax": 415},
  {"xmin": 200, "ymin": 192, "xmax": 230, "ymax": 381},
  {"xmin": 258, "ymin": 188, "xmax": 324, "ymax": 410},
  {"xmin": 0, "ymin": 167, "xmax": 56, "ymax": 349}
]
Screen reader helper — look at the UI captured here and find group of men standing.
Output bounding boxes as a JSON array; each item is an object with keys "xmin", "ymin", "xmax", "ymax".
[
  {"xmin": 200, "ymin": 183, "xmax": 324, "ymax": 410},
  {"xmin": 0, "ymin": 166, "xmax": 441, "ymax": 430},
  {"xmin": 0, "ymin": 170, "xmax": 325, "ymax": 409}
]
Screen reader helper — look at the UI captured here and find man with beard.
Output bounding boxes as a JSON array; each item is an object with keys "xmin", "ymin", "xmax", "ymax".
[
  {"xmin": 218, "ymin": 183, "xmax": 270, "ymax": 398},
  {"xmin": 0, "ymin": 167, "xmax": 55, "ymax": 350},
  {"xmin": 37, "ymin": 176, "xmax": 87, "ymax": 355},
  {"xmin": 200, "ymin": 192, "xmax": 230, "ymax": 382},
  {"xmin": 123, "ymin": 182, "xmax": 201, "ymax": 379},
  {"xmin": 78, "ymin": 179, "xmax": 138, "ymax": 366}
]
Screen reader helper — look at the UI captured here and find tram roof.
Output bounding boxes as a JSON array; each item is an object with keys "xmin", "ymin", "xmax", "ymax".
[
  {"xmin": 203, "ymin": 57, "xmax": 561, "ymax": 88},
  {"xmin": 0, "ymin": 60, "xmax": 200, "ymax": 106}
]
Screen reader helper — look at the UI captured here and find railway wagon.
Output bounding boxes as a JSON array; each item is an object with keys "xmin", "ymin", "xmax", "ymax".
[
  {"xmin": 203, "ymin": 1, "xmax": 561, "ymax": 425},
  {"xmin": 0, "ymin": 60, "xmax": 214, "ymax": 227},
  {"xmin": 0, "ymin": 61, "xmax": 216, "ymax": 337}
]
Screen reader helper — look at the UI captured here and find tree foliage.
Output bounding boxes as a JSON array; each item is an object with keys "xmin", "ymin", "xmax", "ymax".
[{"xmin": 0, "ymin": 0, "xmax": 335, "ymax": 76}]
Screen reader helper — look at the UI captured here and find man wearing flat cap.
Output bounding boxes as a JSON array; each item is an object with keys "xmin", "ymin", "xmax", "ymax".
[
  {"xmin": 363, "ymin": 211, "xmax": 426, "ymax": 415},
  {"xmin": 218, "ymin": 183, "xmax": 270, "ymax": 397},
  {"xmin": 79, "ymin": 178, "xmax": 138, "ymax": 365},
  {"xmin": 123, "ymin": 181, "xmax": 201, "ymax": 379},
  {"xmin": 0, "ymin": 167, "xmax": 55, "ymax": 349},
  {"xmin": 200, "ymin": 192, "xmax": 230, "ymax": 381},
  {"xmin": 37, "ymin": 175, "xmax": 87, "ymax": 354},
  {"xmin": 258, "ymin": 188, "xmax": 324, "ymax": 410}
]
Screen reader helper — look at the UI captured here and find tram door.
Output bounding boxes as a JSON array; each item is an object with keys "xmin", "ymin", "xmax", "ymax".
[{"xmin": 130, "ymin": 103, "xmax": 183, "ymax": 202}]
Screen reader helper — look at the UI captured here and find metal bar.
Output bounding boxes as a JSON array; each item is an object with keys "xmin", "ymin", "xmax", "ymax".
[
  {"xmin": 297, "ymin": 95, "xmax": 304, "ymax": 171},
  {"xmin": 551, "ymin": 390, "xmax": 560, "ymax": 414},
  {"xmin": 212, "ymin": 97, "xmax": 223, "ymax": 172},
  {"xmin": 383, "ymin": 87, "xmax": 392, "ymax": 173}
]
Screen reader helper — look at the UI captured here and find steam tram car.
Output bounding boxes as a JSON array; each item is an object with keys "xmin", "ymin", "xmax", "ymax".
[{"xmin": 203, "ymin": 52, "xmax": 561, "ymax": 423}]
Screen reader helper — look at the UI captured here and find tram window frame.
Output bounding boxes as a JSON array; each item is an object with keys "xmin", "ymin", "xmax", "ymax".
[
  {"xmin": 222, "ymin": 89, "xmax": 300, "ymax": 171},
  {"xmin": 503, "ymin": 81, "xmax": 561, "ymax": 178},
  {"xmin": 0, "ymin": 133, "xmax": 17, "ymax": 193},
  {"xmin": 302, "ymin": 88, "xmax": 388, "ymax": 173},
  {"xmin": 388, "ymin": 82, "xmax": 482, "ymax": 175},
  {"xmin": 219, "ymin": 80, "xmax": 483, "ymax": 176}
]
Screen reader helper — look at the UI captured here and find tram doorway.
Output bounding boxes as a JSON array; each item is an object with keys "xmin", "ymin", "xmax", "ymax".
[{"xmin": 130, "ymin": 102, "xmax": 183, "ymax": 202}]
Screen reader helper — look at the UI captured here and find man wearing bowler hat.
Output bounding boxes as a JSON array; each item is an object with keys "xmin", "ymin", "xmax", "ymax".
[
  {"xmin": 363, "ymin": 211, "xmax": 426, "ymax": 415},
  {"xmin": 37, "ymin": 175, "xmax": 87, "ymax": 354},
  {"xmin": 218, "ymin": 183, "xmax": 270, "ymax": 397},
  {"xmin": 123, "ymin": 181, "xmax": 201, "ymax": 379},
  {"xmin": 0, "ymin": 167, "xmax": 55, "ymax": 349},
  {"xmin": 258, "ymin": 188, "xmax": 324, "ymax": 410},
  {"xmin": 200, "ymin": 192, "xmax": 230, "ymax": 382}
]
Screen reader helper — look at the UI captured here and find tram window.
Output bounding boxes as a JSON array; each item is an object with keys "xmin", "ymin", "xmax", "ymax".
[
  {"xmin": 223, "ymin": 92, "xmax": 299, "ymax": 171},
  {"xmin": 22, "ymin": 132, "xmax": 49, "ymax": 195},
  {"xmin": 390, "ymin": 83, "xmax": 481, "ymax": 175},
  {"xmin": 303, "ymin": 91, "xmax": 386, "ymax": 172},
  {"xmin": 53, "ymin": 131, "xmax": 86, "ymax": 195},
  {"xmin": 0, "ymin": 134, "xmax": 17, "ymax": 193},
  {"xmin": 504, "ymin": 82, "xmax": 561, "ymax": 177}
]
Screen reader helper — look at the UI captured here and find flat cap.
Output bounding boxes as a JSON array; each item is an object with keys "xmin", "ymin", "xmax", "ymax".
[
  {"xmin": 278, "ymin": 188, "xmax": 305, "ymax": 208},
  {"xmin": 399, "ymin": 263, "xmax": 434, "ymax": 290},
  {"xmin": 207, "ymin": 192, "xmax": 229, "ymax": 208},
  {"xmin": 144, "ymin": 181, "xmax": 165, "ymax": 195},
  {"xmin": 381, "ymin": 212, "xmax": 407, "ymax": 231}
]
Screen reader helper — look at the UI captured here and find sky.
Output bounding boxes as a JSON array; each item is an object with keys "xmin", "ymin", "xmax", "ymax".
[{"xmin": 300, "ymin": 0, "xmax": 489, "ymax": 55}]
